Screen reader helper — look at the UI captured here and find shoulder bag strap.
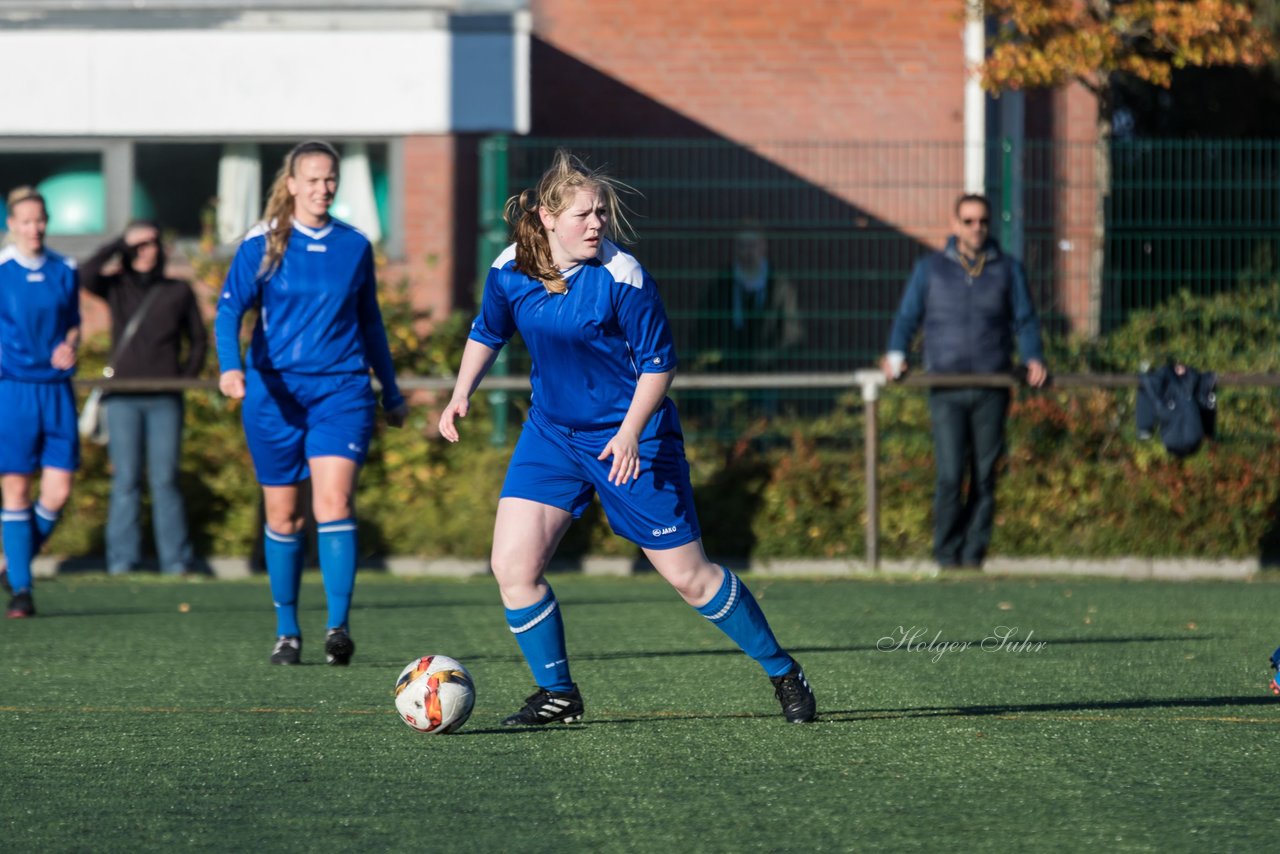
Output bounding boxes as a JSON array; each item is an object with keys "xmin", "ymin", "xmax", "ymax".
[{"xmin": 104, "ymin": 285, "xmax": 165, "ymax": 378}]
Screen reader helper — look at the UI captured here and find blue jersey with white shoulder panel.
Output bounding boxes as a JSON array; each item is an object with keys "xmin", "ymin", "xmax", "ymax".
[
  {"xmin": 215, "ymin": 219, "xmax": 403, "ymax": 409},
  {"xmin": 469, "ymin": 240, "xmax": 677, "ymax": 430},
  {"xmin": 0, "ymin": 246, "xmax": 80, "ymax": 382}
]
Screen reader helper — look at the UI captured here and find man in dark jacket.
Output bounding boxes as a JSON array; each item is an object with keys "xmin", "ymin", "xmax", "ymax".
[
  {"xmin": 82, "ymin": 222, "xmax": 207, "ymax": 575},
  {"xmin": 880, "ymin": 194, "xmax": 1046, "ymax": 568}
]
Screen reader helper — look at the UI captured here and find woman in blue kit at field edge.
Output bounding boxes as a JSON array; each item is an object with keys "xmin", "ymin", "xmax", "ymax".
[
  {"xmin": 216, "ymin": 141, "xmax": 407, "ymax": 667},
  {"xmin": 438, "ymin": 150, "xmax": 817, "ymax": 725},
  {"xmin": 0, "ymin": 187, "xmax": 81, "ymax": 619}
]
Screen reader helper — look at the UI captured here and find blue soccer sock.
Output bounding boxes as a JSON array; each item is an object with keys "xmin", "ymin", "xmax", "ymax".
[
  {"xmin": 317, "ymin": 519, "xmax": 358, "ymax": 631},
  {"xmin": 505, "ymin": 587, "xmax": 574, "ymax": 692},
  {"xmin": 264, "ymin": 526, "xmax": 304, "ymax": 638},
  {"xmin": 32, "ymin": 502, "xmax": 61, "ymax": 551},
  {"xmin": 2, "ymin": 508, "xmax": 35, "ymax": 594},
  {"xmin": 696, "ymin": 566, "xmax": 794, "ymax": 677}
]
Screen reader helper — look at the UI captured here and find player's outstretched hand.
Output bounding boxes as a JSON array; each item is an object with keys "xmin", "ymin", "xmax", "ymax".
[
  {"xmin": 599, "ymin": 428, "xmax": 641, "ymax": 486},
  {"xmin": 438, "ymin": 397, "xmax": 469, "ymax": 443},
  {"xmin": 50, "ymin": 342, "xmax": 77, "ymax": 371},
  {"xmin": 219, "ymin": 370, "xmax": 246, "ymax": 400},
  {"xmin": 385, "ymin": 401, "xmax": 409, "ymax": 429}
]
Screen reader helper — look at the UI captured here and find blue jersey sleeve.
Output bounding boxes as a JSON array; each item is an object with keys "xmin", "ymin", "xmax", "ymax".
[
  {"xmin": 215, "ymin": 237, "xmax": 265, "ymax": 373},
  {"xmin": 1009, "ymin": 258, "xmax": 1045, "ymax": 364},
  {"xmin": 0, "ymin": 252, "xmax": 81, "ymax": 381},
  {"xmin": 354, "ymin": 244, "xmax": 404, "ymax": 410},
  {"xmin": 64, "ymin": 265, "xmax": 81, "ymax": 336},
  {"xmin": 468, "ymin": 266, "xmax": 516, "ymax": 350},
  {"xmin": 613, "ymin": 268, "xmax": 677, "ymax": 374}
]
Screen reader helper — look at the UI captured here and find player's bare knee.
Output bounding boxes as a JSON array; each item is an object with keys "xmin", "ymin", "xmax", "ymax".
[
  {"xmin": 312, "ymin": 496, "xmax": 354, "ymax": 524},
  {"xmin": 657, "ymin": 559, "xmax": 720, "ymax": 605},
  {"xmin": 492, "ymin": 567, "xmax": 547, "ymax": 608},
  {"xmin": 38, "ymin": 483, "xmax": 72, "ymax": 512},
  {"xmin": 266, "ymin": 512, "xmax": 305, "ymax": 536}
]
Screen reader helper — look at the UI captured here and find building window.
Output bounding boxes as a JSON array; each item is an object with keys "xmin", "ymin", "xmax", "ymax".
[
  {"xmin": 3, "ymin": 141, "xmax": 397, "ymax": 252},
  {"xmin": 133, "ymin": 141, "xmax": 392, "ymax": 246},
  {"xmin": 0, "ymin": 152, "xmax": 106, "ymax": 236},
  {"xmin": 135, "ymin": 143, "xmax": 221, "ymax": 236}
]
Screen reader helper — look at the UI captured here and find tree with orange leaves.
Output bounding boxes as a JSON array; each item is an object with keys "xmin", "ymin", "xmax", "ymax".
[
  {"xmin": 981, "ymin": 0, "xmax": 1274, "ymax": 120},
  {"xmin": 974, "ymin": 0, "xmax": 1276, "ymax": 335}
]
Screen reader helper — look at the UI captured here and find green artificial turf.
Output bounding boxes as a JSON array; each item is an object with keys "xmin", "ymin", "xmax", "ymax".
[{"xmin": 2, "ymin": 573, "xmax": 1278, "ymax": 852}]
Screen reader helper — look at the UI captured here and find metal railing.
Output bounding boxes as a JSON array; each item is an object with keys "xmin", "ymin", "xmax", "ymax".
[{"xmin": 82, "ymin": 369, "xmax": 1280, "ymax": 568}]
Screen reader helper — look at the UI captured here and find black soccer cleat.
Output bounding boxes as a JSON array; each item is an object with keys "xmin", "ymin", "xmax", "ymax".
[
  {"xmin": 270, "ymin": 635, "xmax": 302, "ymax": 666},
  {"xmin": 324, "ymin": 627, "xmax": 355, "ymax": 666},
  {"xmin": 6, "ymin": 590, "xmax": 35, "ymax": 619},
  {"xmin": 770, "ymin": 660, "xmax": 817, "ymax": 723},
  {"xmin": 501, "ymin": 685, "xmax": 585, "ymax": 726}
]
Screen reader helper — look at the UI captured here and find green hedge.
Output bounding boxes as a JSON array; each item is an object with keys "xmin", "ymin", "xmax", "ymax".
[{"xmin": 45, "ymin": 281, "xmax": 1280, "ymax": 562}]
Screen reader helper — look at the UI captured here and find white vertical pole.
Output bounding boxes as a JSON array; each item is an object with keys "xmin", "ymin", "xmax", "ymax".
[
  {"xmin": 512, "ymin": 10, "xmax": 532, "ymax": 135},
  {"xmin": 855, "ymin": 370, "xmax": 887, "ymax": 571},
  {"xmin": 963, "ymin": 1, "xmax": 986, "ymax": 194}
]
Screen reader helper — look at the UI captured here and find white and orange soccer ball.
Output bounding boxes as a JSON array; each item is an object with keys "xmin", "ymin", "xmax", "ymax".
[{"xmin": 393, "ymin": 655, "xmax": 476, "ymax": 734}]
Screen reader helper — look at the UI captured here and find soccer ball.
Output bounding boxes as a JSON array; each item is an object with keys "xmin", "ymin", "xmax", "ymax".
[{"xmin": 394, "ymin": 655, "xmax": 476, "ymax": 734}]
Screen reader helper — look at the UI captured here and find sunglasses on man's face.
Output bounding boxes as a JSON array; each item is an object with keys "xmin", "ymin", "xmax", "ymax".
[
  {"xmin": 130, "ymin": 239, "xmax": 159, "ymax": 250},
  {"xmin": 961, "ymin": 218, "xmax": 990, "ymax": 227}
]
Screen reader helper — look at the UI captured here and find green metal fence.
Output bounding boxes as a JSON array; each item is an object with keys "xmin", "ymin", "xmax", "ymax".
[
  {"xmin": 1106, "ymin": 139, "xmax": 1280, "ymax": 328},
  {"xmin": 475, "ymin": 136, "xmax": 1280, "ymax": 436}
]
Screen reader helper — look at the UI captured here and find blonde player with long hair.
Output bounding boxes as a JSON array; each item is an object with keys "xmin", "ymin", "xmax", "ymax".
[{"xmin": 215, "ymin": 141, "xmax": 407, "ymax": 666}]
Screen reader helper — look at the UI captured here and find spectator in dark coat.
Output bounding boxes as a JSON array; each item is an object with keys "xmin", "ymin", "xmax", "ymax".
[
  {"xmin": 82, "ymin": 221, "xmax": 207, "ymax": 575},
  {"xmin": 880, "ymin": 194, "xmax": 1046, "ymax": 569}
]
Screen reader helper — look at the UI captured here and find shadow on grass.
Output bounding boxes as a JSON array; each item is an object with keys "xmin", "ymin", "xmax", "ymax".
[
  {"xmin": 422, "ymin": 634, "xmax": 1218, "ymax": 667},
  {"xmin": 33, "ymin": 595, "xmax": 683, "ymax": 620},
  {"xmin": 823, "ymin": 694, "xmax": 1280, "ymax": 722},
  {"xmin": 458, "ymin": 693, "xmax": 1280, "ymax": 732}
]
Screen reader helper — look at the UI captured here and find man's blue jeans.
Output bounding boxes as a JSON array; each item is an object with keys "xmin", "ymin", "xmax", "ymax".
[
  {"xmin": 105, "ymin": 394, "xmax": 194, "ymax": 574},
  {"xmin": 926, "ymin": 387, "xmax": 1010, "ymax": 567}
]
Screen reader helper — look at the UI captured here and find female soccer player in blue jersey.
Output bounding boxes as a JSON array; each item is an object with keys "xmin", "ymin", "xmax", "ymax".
[
  {"xmin": 0, "ymin": 187, "xmax": 81, "ymax": 618},
  {"xmin": 439, "ymin": 150, "xmax": 817, "ymax": 725},
  {"xmin": 216, "ymin": 141, "xmax": 407, "ymax": 666}
]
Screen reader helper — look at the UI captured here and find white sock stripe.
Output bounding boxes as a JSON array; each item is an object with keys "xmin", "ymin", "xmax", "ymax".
[
  {"xmin": 317, "ymin": 523, "xmax": 357, "ymax": 534},
  {"xmin": 508, "ymin": 599, "xmax": 559, "ymax": 634},
  {"xmin": 34, "ymin": 503, "xmax": 58, "ymax": 521},
  {"xmin": 264, "ymin": 527, "xmax": 301, "ymax": 544},
  {"xmin": 706, "ymin": 572, "xmax": 740, "ymax": 622},
  {"xmin": 2, "ymin": 510, "xmax": 33, "ymax": 522}
]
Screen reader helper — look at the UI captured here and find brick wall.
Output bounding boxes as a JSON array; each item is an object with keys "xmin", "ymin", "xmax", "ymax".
[
  {"xmin": 391, "ymin": 135, "xmax": 482, "ymax": 319},
  {"xmin": 531, "ymin": 0, "xmax": 970, "ymax": 141},
  {"xmin": 400, "ymin": 2, "xmax": 1098, "ymax": 333}
]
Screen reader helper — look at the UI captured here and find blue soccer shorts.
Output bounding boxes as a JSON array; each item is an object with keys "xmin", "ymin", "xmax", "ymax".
[
  {"xmin": 242, "ymin": 370, "xmax": 375, "ymax": 486},
  {"xmin": 0, "ymin": 378, "xmax": 80, "ymax": 475},
  {"xmin": 501, "ymin": 401, "xmax": 702, "ymax": 550}
]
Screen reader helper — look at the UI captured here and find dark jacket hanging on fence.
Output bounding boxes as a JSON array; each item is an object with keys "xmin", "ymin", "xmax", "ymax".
[{"xmin": 1136, "ymin": 363, "xmax": 1217, "ymax": 457}]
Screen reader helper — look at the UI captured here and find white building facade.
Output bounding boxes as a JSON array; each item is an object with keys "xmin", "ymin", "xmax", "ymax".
[{"xmin": 0, "ymin": 0, "xmax": 529, "ymax": 267}]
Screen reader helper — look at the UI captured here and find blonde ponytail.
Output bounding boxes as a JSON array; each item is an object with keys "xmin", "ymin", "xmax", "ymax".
[
  {"xmin": 256, "ymin": 140, "xmax": 340, "ymax": 278},
  {"xmin": 503, "ymin": 189, "xmax": 562, "ymax": 293}
]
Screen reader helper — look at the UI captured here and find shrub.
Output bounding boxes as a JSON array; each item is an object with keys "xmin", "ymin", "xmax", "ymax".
[{"xmin": 43, "ymin": 272, "xmax": 1280, "ymax": 562}]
